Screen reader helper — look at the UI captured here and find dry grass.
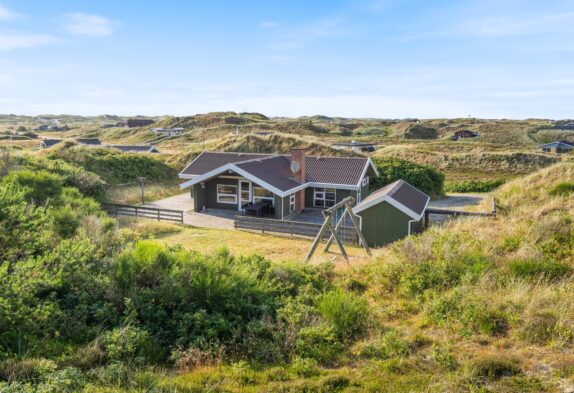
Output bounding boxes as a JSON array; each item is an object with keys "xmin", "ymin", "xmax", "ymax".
[{"xmin": 124, "ymin": 219, "xmax": 383, "ymax": 268}]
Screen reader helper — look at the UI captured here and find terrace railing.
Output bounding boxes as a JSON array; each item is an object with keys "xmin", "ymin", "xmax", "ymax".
[
  {"xmin": 102, "ymin": 203, "xmax": 184, "ymax": 224},
  {"xmin": 234, "ymin": 215, "xmax": 358, "ymax": 244}
]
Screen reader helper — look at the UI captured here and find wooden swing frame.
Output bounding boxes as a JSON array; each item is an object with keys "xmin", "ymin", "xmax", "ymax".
[{"xmin": 304, "ymin": 196, "xmax": 371, "ymax": 262}]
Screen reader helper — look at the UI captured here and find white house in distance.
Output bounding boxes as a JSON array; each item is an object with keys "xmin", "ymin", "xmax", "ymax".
[
  {"xmin": 150, "ymin": 128, "xmax": 184, "ymax": 137},
  {"xmin": 332, "ymin": 140, "xmax": 377, "ymax": 154}
]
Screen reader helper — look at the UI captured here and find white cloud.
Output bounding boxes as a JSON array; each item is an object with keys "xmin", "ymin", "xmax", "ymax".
[
  {"xmin": 0, "ymin": 34, "xmax": 56, "ymax": 50},
  {"xmin": 64, "ymin": 13, "xmax": 115, "ymax": 37},
  {"xmin": 260, "ymin": 21, "xmax": 279, "ymax": 29},
  {"xmin": 0, "ymin": 5, "xmax": 20, "ymax": 20}
]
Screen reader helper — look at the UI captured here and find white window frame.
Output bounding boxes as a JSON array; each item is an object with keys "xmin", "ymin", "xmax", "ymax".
[
  {"xmin": 313, "ymin": 187, "xmax": 336, "ymax": 208},
  {"xmin": 217, "ymin": 184, "xmax": 238, "ymax": 204},
  {"xmin": 362, "ymin": 176, "xmax": 369, "ymax": 187},
  {"xmin": 289, "ymin": 194, "xmax": 296, "ymax": 212},
  {"xmin": 253, "ymin": 186, "xmax": 275, "ymax": 206}
]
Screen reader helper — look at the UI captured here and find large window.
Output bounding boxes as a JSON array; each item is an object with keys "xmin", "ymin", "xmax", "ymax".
[
  {"xmin": 253, "ymin": 187, "xmax": 274, "ymax": 205},
  {"xmin": 314, "ymin": 188, "xmax": 336, "ymax": 208},
  {"xmin": 217, "ymin": 184, "xmax": 237, "ymax": 204}
]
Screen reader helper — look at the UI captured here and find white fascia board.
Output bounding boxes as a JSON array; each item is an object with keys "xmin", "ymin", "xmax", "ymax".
[
  {"xmin": 367, "ymin": 157, "xmax": 379, "ymax": 177},
  {"xmin": 178, "ymin": 163, "xmax": 235, "ymax": 189},
  {"xmin": 178, "ymin": 162, "xmax": 289, "ymax": 197},
  {"xmin": 179, "ymin": 174, "xmax": 198, "ymax": 179},
  {"xmin": 353, "ymin": 194, "xmax": 427, "ymax": 221},
  {"xmin": 307, "ymin": 182, "xmax": 359, "ymax": 191},
  {"xmin": 227, "ymin": 165, "xmax": 288, "ymax": 197},
  {"xmin": 355, "ymin": 158, "xmax": 379, "ymax": 187},
  {"xmin": 177, "ymin": 150, "xmax": 207, "ymax": 177}
]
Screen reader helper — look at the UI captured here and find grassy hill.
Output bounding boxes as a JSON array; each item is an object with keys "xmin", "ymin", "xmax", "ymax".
[{"xmin": 1, "ymin": 113, "xmax": 572, "ymax": 184}]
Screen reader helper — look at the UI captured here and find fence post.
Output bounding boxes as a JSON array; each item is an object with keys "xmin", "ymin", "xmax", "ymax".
[
  {"xmin": 157, "ymin": 209, "xmax": 160, "ymax": 221},
  {"xmin": 135, "ymin": 206, "xmax": 138, "ymax": 220}
]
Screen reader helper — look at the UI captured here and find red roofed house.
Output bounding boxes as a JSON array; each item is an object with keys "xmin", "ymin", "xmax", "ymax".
[{"xmin": 179, "ymin": 149, "xmax": 379, "ymax": 220}]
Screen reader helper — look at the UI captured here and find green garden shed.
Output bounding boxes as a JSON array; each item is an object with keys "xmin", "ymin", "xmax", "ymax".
[{"xmin": 352, "ymin": 180, "xmax": 430, "ymax": 247}]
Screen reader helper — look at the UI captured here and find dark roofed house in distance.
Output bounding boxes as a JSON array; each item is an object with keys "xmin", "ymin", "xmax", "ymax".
[
  {"xmin": 127, "ymin": 118, "xmax": 155, "ymax": 128},
  {"xmin": 540, "ymin": 140, "xmax": 574, "ymax": 154}
]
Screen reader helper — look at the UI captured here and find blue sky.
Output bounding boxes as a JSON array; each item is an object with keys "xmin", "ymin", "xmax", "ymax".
[{"xmin": 0, "ymin": 0, "xmax": 573, "ymax": 118}]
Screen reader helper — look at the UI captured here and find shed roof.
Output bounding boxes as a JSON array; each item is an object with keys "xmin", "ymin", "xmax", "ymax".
[{"xmin": 353, "ymin": 179, "xmax": 430, "ymax": 220}]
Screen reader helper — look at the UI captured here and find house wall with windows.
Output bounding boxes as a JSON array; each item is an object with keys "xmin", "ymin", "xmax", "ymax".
[
  {"xmin": 191, "ymin": 176, "xmax": 284, "ymax": 219},
  {"xmin": 304, "ymin": 187, "xmax": 358, "ymax": 208}
]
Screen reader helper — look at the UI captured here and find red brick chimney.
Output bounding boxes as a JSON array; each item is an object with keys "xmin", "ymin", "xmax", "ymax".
[{"xmin": 290, "ymin": 148, "xmax": 306, "ymax": 211}]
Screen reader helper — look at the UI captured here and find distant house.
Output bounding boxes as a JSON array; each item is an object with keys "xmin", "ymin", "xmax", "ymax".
[
  {"xmin": 453, "ymin": 130, "xmax": 479, "ymax": 140},
  {"xmin": 540, "ymin": 140, "xmax": 574, "ymax": 154},
  {"xmin": 35, "ymin": 125, "xmax": 62, "ymax": 131},
  {"xmin": 127, "ymin": 118, "xmax": 155, "ymax": 128},
  {"xmin": 107, "ymin": 145, "xmax": 160, "ymax": 153},
  {"xmin": 352, "ymin": 179, "xmax": 429, "ymax": 247},
  {"xmin": 149, "ymin": 127, "xmax": 184, "ymax": 136},
  {"xmin": 332, "ymin": 140, "xmax": 377, "ymax": 153},
  {"xmin": 39, "ymin": 138, "xmax": 101, "ymax": 149},
  {"xmin": 552, "ymin": 122, "xmax": 574, "ymax": 130},
  {"xmin": 76, "ymin": 138, "xmax": 101, "ymax": 145},
  {"xmin": 39, "ymin": 139, "xmax": 62, "ymax": 148}
]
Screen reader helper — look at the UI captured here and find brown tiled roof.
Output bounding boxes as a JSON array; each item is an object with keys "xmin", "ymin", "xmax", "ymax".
[
  {"xmin": 236, "ymin": 156, "xmax": 301, "ymax": 192},
  {"xmin": 180, "ymin": 151, "xmax": 369, "ymax": 186},
  {"xmin": 180, "ymin": 151, "xmax": 272, "ymax": 176},
  {"xmin": 305, "ymin": 156, "xmax": 368, "ymax": 185},
  {"xmin": 356, "ymin": 179, "xmax": 429, "ymax": 217}
]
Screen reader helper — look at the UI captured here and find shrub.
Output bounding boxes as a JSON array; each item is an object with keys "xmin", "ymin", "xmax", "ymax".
[
  {"xmin": 432, "ymin": 345, "xmax": 457, "ymax": 370},
  {"xmin": 519, "ymin": 310, "xmax": 560, "ymax": 345},
  {"xmin": 444, "ymin": 179, "xmax": 505, "ymax": 193},
  {"xmin": 295, "ymin": 325, "xmax": 344, "ymax": 364},
  {"xmin": 371, "ymin": 156, "xmax": 444, "ymax": 196},
  {"xmin": 427, "ymin": 290, "xmax": 509, "ymax": 336},
  {"xmin": 467, "ymin": 355, "xmax": 521, "ymax": 381},
  {"xmin": 549, "ymin": 182, "xmax": 574, "ymax": 196},
  {"xmin": 353, "ymin": 330, "xmax": 409, "ymax": 360},
  {"xmin": 318, "ymin": 290, "xmax": 369, "ymax": 342},
  {"xmin": 508, "ymin": 258, "xmax": 571, "ymax": 281},
  {"xmin": 0, "ymin": 358, "xmax": 57, "ymax": 382},
  {"xmin": 291, "ymin": 357, "xmax": 320, "ymax": 378},
  {"xmin": 2, "ymin": 170, "xmax": 63, "ymax": 204},
  {"xmin": 52, "ymin": 207, "xmax": 80, "ymax": 238},
  {"xmin": 100, "ymin": 326, "xmax": 154, "ymax": 364}
]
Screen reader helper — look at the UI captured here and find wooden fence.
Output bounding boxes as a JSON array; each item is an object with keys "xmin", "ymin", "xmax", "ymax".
[
  {"xmin": 234, "ymin": 216, "xmax": 358, "ymax": 244},
  {"xmin": 102, "ymin": 203, "xmax": 183, "ymax": 224}
]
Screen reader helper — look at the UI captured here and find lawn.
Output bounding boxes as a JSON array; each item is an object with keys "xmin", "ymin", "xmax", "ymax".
[{"xmin": 130, "ymin": 219, "xmax": 381, "ymax": 267}]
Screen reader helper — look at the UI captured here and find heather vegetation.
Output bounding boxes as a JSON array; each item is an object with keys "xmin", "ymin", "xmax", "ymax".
[{"xmin": 0, "ymin": 147, "xmax": 573, "ymax": 391}]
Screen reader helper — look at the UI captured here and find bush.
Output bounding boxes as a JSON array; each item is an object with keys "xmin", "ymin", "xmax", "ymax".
[
  {"xmin": 467, "ymin": 355, "xmax": 521, "ymax": 381},
  {"xmin": 52, "ymin": 207, "xmax": 80, "ymax": 238},
  {"xmin": 508, "ymin": 258, "xmax": 571, "ymax": 281},
  {"xmin": 100, "ymin": 326, "xmax": 154, "ymax": 364},
  {"xmin": 371, "ymin": 156, "xmax": 444, "ymax": 196},
  {"xmin": 427, "ymin": 290, "xmax": 509, "ymax": 336},
  {"xmin": 2, "ymin": 170, "xmax": 63, "ymax": 204},
  {"xmin": 295, "ymin": 325, "xmax": 344, "ymax": 364},
  {"xmin": 0, "ymin": 358, "xmax": 57, "ymax": 382},
  {"xmin": 290, "ymin": 357, "xmax": 320, "ymax": 378},
  {"xmin": 444, "ymin": 179, "xmax": 505, "ymax": 193},
  {"xmin": 549, "ymin": 182, "xmax": 574, "ymax": 196},
  {"xmin": 318, "ymin": 290, "xmax": 369, "ymax": 342},
  {"xmin": 353, "ymin": 330, "xmax": 409, "ymax": 360}
]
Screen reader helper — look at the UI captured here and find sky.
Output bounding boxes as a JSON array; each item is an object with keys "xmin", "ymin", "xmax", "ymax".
[{"xmin": 0, "ymin": 0, "xmax": 573, "ymax": 119}]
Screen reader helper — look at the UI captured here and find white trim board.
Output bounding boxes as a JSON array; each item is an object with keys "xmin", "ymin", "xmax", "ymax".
[{"xmin": 352, "ymin": 194, "xmax": 429, "ymax": 221}]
